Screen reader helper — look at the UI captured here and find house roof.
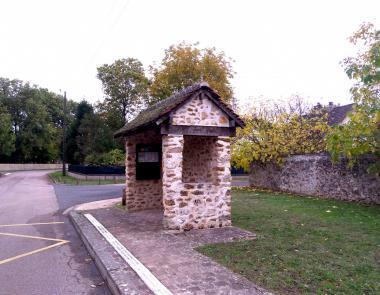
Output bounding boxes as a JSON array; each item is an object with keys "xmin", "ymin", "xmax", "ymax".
[
  {"xmin": 114, "ymin": 82, "xmax": 245, "ymax": 138},
  {"xmin": 328, "ymin": 103, "xmax": 355, "ymax": 125}
]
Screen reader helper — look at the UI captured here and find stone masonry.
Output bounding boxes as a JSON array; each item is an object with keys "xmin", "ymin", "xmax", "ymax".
[
  {"xmin": 249, "ymin": 154, "xmax": 380, "ymax": 204},
  {"xmin": 118, "ymin": 82, "xmax": 245, "ymax": 230},
  {"xmin": 171, "ymin": 93, "xmax": 230, "ymax": 127},
  {"xmin": 162, "ymin": 134, "xmax": 232, "ymax": 230},
  {"xmin": 182, "ymin": 136, "xmax": 217, "ymax": 183},
  {"xmin": 124, "ymin": 130, "xmax": 163, "ymax": 211}
]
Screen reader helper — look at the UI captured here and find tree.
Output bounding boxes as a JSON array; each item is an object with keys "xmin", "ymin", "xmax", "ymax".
[
  {"xmin": 97, "ymin": 58, "xmax": 149, "ymax": 131},
  {"xmin": 85, "ymin": 149, "xmax": 124, "ymax": 166},
  {"xmin": 0, "ymin": 105, "xmax": 15, "ymax": 157},
  {"xmin": 17, "ymin": 98, "xmax": 58, "ymax": 162},
  {"xmin": 0, "ymin": 78, "xmax": 27, "ymax": 137},
  {"xmin": 66, "ymin": 101, "xmax": 116, "ymax": 164},
  {"xmin": 232, "ymin": 98, "xmax": 330, "ymax": 171},
  {"xmin": 0, "ymin": 77, "xmax": 79, "ymax": 163},
  {"xmin": 66, "ymin": 101, "xmax": 94, "ymax": 164},
  {"xmin": 149, "ymin": 42, "xmax": 234, "ymax": 104},
  {"xmin": 39, "ymin": 89, "xmax": 77, "ymax": 130},
  {"xmin": 0, "ymin": 78, "xmax": 60, "ymax": 162},
  {"xmin": 76, "ymin": 112, "xmax": 115, "ymax": 160},
  {"xmin": 327, "ymin": 23, "xmax": 380, "ymax": 174}
]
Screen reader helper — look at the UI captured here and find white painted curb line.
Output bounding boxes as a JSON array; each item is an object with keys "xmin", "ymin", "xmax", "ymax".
[
  {"xmin": 62, "ymin": 197, "xmax": 120, "ymax": 215},
  {"xmin": 84, "ymin": 213, "xmax": 173, "ymax": 295}
]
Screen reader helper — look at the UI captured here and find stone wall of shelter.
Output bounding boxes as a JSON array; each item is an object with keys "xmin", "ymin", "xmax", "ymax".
[
  {"xmin": 182, "ymin": 136, "xmax": 217, "ymax": 183},
  {"xmin": 162, "ymin": 134, "xmax": 232, "ymax": 230},
  {"xmin": 171, "ymin": 94, "xmax": 230, "ymax": 127},
  {"xmin": 124, "ymin": 130, "xmax": 163, "ymax": 211}
]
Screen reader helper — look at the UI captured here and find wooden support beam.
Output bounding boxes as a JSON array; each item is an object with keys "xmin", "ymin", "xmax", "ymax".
[{"xmin": 160, "ymin": 124, "xmax": 236, "ymax": 137}]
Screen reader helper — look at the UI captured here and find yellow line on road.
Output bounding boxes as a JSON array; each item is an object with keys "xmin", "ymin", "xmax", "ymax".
[
  {"xmin": 0, "ymin": 241, "xmax": 68, "ymax": 265},
  {"xmin": 0, "ymin": 232, "xmax": 69, "ymax": 243},
  {"xmin": 0, "ymin": 221, "xmax": 64, "ymax": 228},
  {"xmin": 0, "ymin": 232, "xmax": 69, "ymax": 265}
]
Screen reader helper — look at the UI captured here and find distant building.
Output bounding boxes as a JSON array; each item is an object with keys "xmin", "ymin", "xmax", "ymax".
[
  {"xmin": 327, "ymin": 103, "xmax": 355, "ymax": 126},
  {"xmin": 307, "ymin": 102, "xmax": 355, "ymax": 126}
]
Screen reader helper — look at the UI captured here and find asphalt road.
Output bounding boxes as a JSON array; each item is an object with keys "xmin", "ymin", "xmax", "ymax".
[
  {"xmin": 53, "ymin": 183, "xmax": 123, "ymax": 212},
  {"xmin": 0, "ymin": 171, "xmax": 113, "ymax": 295},
  {"xmin": 0, "ymin": 170, "xmax": 247, "ymax": 295}
]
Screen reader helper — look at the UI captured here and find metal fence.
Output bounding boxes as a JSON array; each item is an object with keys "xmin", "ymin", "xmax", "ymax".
[
  {"xmin": 68, "ymin": 165, "xmax": 125, "ymax": 175},
  {"xmin": 231, "ymin": 166, "xmax": 247, "ymax": 175}
]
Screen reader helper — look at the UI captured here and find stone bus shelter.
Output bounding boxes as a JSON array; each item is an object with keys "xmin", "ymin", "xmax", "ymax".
[{"xmin": 114, "ymin": 82, "xmax": 245, "ymax": 231}]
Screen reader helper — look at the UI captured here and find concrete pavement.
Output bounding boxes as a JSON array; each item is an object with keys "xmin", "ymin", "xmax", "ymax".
[
  {"xmin": 0, "ymin": 171, "xmax": 110, "ymax": 295},
  {"xmin": 70, "ymin": 208, "xmax": 267, "ymax": 295}
]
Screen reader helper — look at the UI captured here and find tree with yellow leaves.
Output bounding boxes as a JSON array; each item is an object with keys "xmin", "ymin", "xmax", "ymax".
[
  {"xmin": 149, "ymin": 42, "xmax": 234, "ymax": 105},
  {"xmin": 232, "ymin": 98, "xmax": 330, "ymax": 171}
]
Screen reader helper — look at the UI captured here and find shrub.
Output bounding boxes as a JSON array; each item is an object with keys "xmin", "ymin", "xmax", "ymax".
[{"xmin": 84, "ymin": 149, "xmax": 125, "ymax": 166}]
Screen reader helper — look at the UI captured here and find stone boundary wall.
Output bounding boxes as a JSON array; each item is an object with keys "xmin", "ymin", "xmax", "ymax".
[
  {"xmin": 0, "ymin": 163, "xmax": 65, "ymax": 172},
  {"xmin": 249, "ymin": 154, "xmax": 380, "ymax": 204}
]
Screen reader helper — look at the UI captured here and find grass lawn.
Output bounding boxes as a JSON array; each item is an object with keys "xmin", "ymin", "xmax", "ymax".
[
  {"xmin": 48, "ymin": 171, "xmax": 125, "ymax": 185},
  {"xmin": 197, "ymin": 188, "xmax": 380, "ymax": 294}
]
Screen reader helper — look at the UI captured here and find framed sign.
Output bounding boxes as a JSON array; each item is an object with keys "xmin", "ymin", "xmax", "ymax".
[{"xmin": 136, "ymin": 144, "xmax": 161, "ymax": 180}]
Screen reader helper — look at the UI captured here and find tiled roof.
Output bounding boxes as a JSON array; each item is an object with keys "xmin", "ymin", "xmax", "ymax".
[
  {"xmin": 114, "ymin": 82, "xmax": 245, "ymax": 137},
  {"xmin": 328, "ymin": 103, "xmax": 355, "ymax": 125}
]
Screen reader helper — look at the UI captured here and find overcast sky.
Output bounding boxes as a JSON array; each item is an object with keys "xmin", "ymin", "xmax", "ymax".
[{"xmin": 1, "ymin": 0, "xmax": 379, "ymax": 108}]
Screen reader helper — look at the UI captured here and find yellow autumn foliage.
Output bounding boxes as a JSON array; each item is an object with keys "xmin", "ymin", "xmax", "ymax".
[{"xmin": 232, "ymin": 104, "xmax": 330, "ymax": 171}]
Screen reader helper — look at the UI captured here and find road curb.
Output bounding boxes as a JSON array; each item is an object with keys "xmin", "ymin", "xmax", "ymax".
[{"xmin": 69, "ymin": 211, "xmax": 152, "ymax": 295}]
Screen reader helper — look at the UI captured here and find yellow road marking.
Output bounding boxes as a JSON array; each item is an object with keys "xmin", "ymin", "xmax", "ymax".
[
  {"xmin": 0, "ymin": 232, "xmax": 68, "ymax": 243},
  {"xmin": 0, "ymin": 223, "xmax": 69, "ymax": 265},
  {"xmin": 0, "ymin": 221, "xmax": 64, "ymax": 228},
  {"xmin": 0, "ymin": 241, "xmax": 68, "ymax": 265}
]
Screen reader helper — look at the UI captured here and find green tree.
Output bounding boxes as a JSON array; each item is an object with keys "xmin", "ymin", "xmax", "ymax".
[
  {"xmin": 18, "ymin": 98, "xmax": 58, "ymax": 162},
  {"xmin": 39, "ymin": 90, "xmax": 77, "ymax": 130},
  {"xmin": 0, "ymin": 78, "xmax": 26, "ymax": 138},
  {"xmin": 0, "ymin": 105, "xmax": 15, "ymax": 157},
  {"xmin": 66, "ymin": 101, "xmax": 94, "ymax": 164},
  {"xmin": 149, "ymin": 42, "xmax": 234, "ymax": 104},
  {"xmin": 38, "ymin": 90, "xmax": 77, "ymax": 164},
  {"xmin": 0, "ymin": 77, "xmax": 78, "ymax": 163},
  {"xmin": 327, "ymin": 23, "xmax": 380, "ymax": 174},
  {"xmin": 76, "ymin": 112, "xmax": 115, "ymax": 161},
  {"xmin": 97, "ymin": 58, "xmax": 149, "ymax": 131},
  {"xmin": 0, "ymin": 78, "xmax": 60, "ymax": 162},
  {"xmin": 66, "ymin": 101, "xmax": 116, "ymax": 164}
]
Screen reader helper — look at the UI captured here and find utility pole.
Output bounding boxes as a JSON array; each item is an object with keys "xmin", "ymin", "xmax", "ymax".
[{"xmin": 62, "ymin": 91, "xmax": 67, "ymax": 176}]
